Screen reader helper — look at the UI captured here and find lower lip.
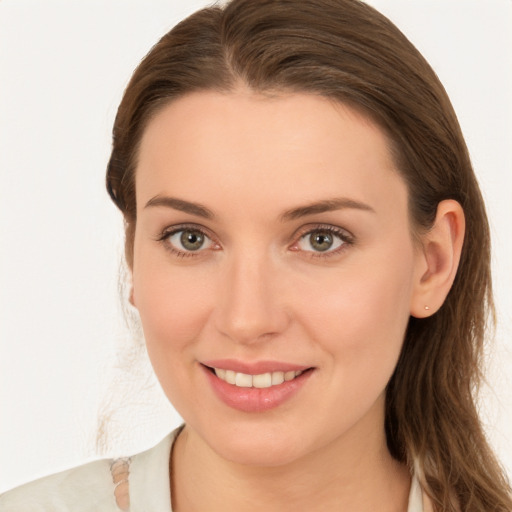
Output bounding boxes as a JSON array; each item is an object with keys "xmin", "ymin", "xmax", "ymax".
[{"xmin": 201, "ymin": 365, "xmax": 313, "ymax": 413}]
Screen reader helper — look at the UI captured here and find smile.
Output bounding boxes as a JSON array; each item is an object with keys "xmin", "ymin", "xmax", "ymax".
[
  {"xmin": 201, "ymin": 362, "xmax": 314, "ymax": 412},
  {"xmin": 212, "ymin": 368, "xmax": 304, "ymax": 388}
]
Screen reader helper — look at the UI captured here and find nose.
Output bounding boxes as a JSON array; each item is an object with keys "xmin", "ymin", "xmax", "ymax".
[{"xmin": 213, "ymin": 251, "xmax": 289, "ymax": 344}]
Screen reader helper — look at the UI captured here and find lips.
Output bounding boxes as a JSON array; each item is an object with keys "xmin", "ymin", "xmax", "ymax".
[{"xmin": 201, "ymin": 359, "xmax": 314, "ymax": 412}]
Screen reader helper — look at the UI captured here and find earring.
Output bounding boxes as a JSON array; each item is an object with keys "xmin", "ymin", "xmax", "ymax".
[{"xmin": 424, "ymin": 306, "xmax": 430, "ymax": 311}]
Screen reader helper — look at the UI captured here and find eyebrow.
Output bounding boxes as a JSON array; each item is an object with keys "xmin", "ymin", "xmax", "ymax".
[
  {"xmin": 280, "ymin": 197, "xmax": 375, "ymax": 221},
  {"xmin": 144, "ymin": 196, "xmax": 214, "ymax": 219},
  {"xmin": 144, "ymin": 195, "xmax": 374, "ymax": 222}
]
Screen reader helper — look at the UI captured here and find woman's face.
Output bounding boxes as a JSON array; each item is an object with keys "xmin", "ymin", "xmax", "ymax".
[{"xmin": 132, "ymin": 90, "xmax": 425, "ymax": 466}]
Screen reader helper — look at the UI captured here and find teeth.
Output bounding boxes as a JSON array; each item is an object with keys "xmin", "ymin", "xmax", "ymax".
[
  {"xmin": 213, "ymin": 368, "xmax": 304, "ymax": 388},
  {"xmin": 284, "ymin": 371, "xmax": 296, "ymax": 381},
  {"xmin": 215, "ymin": 368, "xmax": 226, "ymax": 380},
  {"xmin": 253, "ymin": 373, "xmax": 272, "ymax": 388},
  {"xmin": 271, "ymin": 372, "xmax": 285, "ymax": 385},
  {"xmin": 225, "ymin": 370, "xmax": 236, "ymax": 385},
  {"xmin": 235, "ymin": 372, "xmax": 253, "ymax": 387}
]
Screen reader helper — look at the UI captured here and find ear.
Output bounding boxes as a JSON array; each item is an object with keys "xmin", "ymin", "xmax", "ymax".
[
  {"xmin": 129, "ymin": 286, "xmax": 136, "ymax": 307},
  {"xmin": 127, "ymin": 266, "xmax": 137, "ymax": 308},
  {"xmin": 410, "ymin": 199, "xmax": 465, "ymax": 318}
]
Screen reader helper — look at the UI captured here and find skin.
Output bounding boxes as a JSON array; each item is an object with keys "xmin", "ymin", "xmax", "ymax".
[{"xmin": 131, "ymin": 89, "xmax": 464, "ymax": 511}]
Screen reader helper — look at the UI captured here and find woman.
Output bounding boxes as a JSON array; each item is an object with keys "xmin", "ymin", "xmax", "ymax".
[{"xmin": 1, "ymin": 0, "xmax": 510, "ymax": 510}]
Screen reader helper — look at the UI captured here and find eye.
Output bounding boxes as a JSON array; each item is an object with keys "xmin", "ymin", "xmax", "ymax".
[
  {"xmin": 295, "ymin": 227, "xmax": 351, "ymax": 255},
  {"xmin": 162, "ymin": 227, "xmax": 216, "ymax": 255}
]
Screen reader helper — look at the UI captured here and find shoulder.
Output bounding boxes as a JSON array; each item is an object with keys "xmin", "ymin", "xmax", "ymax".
[
  {"xmin": 0, "ymin": 457, "xmax": 114, "ymax": 512},
  {"xmin": 0, "ymin": 428, "xmax": 180, "ymax": 512}
]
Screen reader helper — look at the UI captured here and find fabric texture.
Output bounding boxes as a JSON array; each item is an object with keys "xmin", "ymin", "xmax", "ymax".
[{"xmin": 0, "ymin": 426, "xmax": 428, "ymax": 511}]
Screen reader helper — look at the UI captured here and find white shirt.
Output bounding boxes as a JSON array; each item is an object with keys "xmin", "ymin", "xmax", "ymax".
[{"xmin": 0, "ymin": 427, "xmax": 428, "ymax": 511}]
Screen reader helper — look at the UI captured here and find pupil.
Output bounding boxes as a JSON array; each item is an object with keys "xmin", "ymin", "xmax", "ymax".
[
  {"xmin": 181, "ymin": 230, "xmax": 204, "ymax": 251},
  {"xmin": 310, "ymin": 231, "xmax": 333, "ymax": 251}
]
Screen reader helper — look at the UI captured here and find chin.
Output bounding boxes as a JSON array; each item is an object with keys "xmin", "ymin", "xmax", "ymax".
[
  {"xmin": 193, "ymin": 415, "xmax": 323, "ymax": 468},
  {"xmin": 213, "ymin": 436, "xmax": 306, "ymax": 467}
]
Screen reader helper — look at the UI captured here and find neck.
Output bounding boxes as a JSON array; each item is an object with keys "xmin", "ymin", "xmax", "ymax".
[{"xmin": 170, "ymin": 402, "xmax": 411, "ymax": 512}]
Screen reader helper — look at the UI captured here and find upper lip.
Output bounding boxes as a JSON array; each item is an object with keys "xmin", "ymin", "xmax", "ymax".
[{"xmin": 201, "ymin": 359, "xmax": 312, "ymax": 374}]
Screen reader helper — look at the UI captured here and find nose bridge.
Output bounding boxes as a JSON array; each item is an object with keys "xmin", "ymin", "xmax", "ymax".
[{"xmin": 215, "ymin": 247, "xmax": 287, "ymax": 344}]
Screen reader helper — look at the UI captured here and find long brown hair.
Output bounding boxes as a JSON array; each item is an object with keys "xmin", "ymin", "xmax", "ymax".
[{"xmin": 106, "ymin": 0, "xmax": 511, "ymax": 509}]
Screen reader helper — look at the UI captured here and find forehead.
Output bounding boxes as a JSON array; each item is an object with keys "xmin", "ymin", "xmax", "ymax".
[{"xmin": 135, "ymin": 91, "xmax": 407, "ymax": 219}]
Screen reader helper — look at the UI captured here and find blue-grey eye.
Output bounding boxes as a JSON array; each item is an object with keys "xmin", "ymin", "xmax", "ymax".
[
  {"xmin": 168, "ymin": 229, "xmax": 213, "ymax": 252},
  {"xmin": 298, "ymin": 229, "xmax": 344, "ymax": 252}
]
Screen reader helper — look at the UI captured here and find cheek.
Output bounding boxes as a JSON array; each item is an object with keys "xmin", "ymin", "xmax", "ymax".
[
  {"xmin": 132, "ymin": 252, "xmax": 213, "ymax": 357},
  {"xmin": 132, "ymin": 260, "xmax": 215, "ymax": 411},
  {"xmin": 297, "ymin": 250, "xmax": 415, "ymax": 375},
  {"xmin": 292, "ymin": 259, "xmax": 414, "ymax": 433}
]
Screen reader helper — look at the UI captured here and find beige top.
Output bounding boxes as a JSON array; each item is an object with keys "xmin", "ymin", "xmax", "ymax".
[{"xmin": 0, "ymin": 427, "xmax": 431, "ymax": 511}]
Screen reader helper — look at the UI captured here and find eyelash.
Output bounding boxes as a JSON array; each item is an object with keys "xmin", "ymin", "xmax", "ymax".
[
  {"xmin": 292, "ymin": 224, "xmax": 354, "ymax": 259},
  {"xmin": 157, "ymin": 224, "xmax": 219, "ymax": 258},
  {"xmin": 156, "ymin": 223, "xmax": 354, "ymax": 259}
]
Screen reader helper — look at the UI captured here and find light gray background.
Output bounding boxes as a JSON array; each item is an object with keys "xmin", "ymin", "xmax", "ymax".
[{"xmin": 1, "ymin": 0, "xmax": 511, "ymax": 492}]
